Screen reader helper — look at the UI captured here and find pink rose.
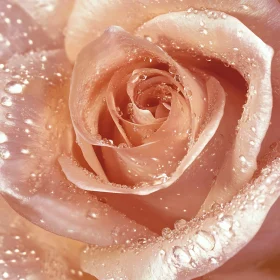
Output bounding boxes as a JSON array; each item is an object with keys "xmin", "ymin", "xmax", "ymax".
[{"xmin": 0, "ymin": 0, "xmax": 279, "ymax": 279}]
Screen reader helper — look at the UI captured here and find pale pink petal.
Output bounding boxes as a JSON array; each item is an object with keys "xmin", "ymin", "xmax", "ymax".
[
  {"xmin": 94, "ymin": 73, "xmax": 243, "ymax": 233},
  {"xmin": 0, "ymin": 195, "xmax": 96, "ymax": 280},
  {"xmin": 65, "ymin": 0, "xmax": 280, "ymax": 61},
  {"xmin": 0, "ymin": 1, "xmax": 54, "ymax": 62},
  {"xmin": 204, "ymin": 270, "xmax": 279, "ymax": 280},
  {"xmin": 0, "ymin": 50, "xmax": 154, "ymax": 245},
  {"xmin": 14, "ymin": 0, "xmax": 75, "ymax": 43},
  {"xmin": 65, "ymin": 27, "xmax": 225, "ymax": 195},
  {"xmin": 81, "ymin": 157, "xmax": 280, "ymax": 280},
  {"xmin": 135, "ymin": 11, "xmax": 273, "ymax": 211}
]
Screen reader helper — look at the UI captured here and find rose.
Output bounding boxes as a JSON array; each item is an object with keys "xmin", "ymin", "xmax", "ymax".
[{"xmin": 0, "ymin": 0, "xmax": 279, "ymax": 279}]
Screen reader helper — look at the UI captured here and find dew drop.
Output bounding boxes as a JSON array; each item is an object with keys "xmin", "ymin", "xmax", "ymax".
[
  {"xmin": 249, "ymin": 140, "xmax": 255, "ymax": 146},
  {"xmin": 218, "ymin": 214, "xmax": 233, "ymax": 231},
  {"xmin": 4, "ymin": 81, "xmax": 25, "ymax": 94},
  {"xmin": 24, "ymin": 119, "xmax": 33, "ymax": 125},
  {"xmin": 118, "ymin": 143, "xmax": 128, "ymax": 148},
  {"xmin": 162, "ymin": 227, "xmax": 172, "ymax": 238},
  {"xmin": 144, "ymin": 35, "xmax": 152, "ymax": 42},
  {"xmin": 0, "ymin": 131, "xmax": 8, "ymax": 144},
  {"xmin": 239, "ymin": 155, "xmax": 246, "ymax": 163},
  {"xmin": 2, "ymin": 272, "xmax": 9, "ymax": 279},
  {"xmin": 209, "ymin": 257, "xmax": 218, "ymax": 264},
  {"xmin": 98, "ymin": 197, "xmax": 108, "ymax": 203},
  {"xmin": 86, "ymin": 209, "xmax": 99, "ymax": 219},
  {"xmin": 0, "ymin": 149, "xmax": 10, "ymax": 159},
  {"xmin": 241, "ymin": 4, "xmax": 250, "ymax": 10},
  {"xmin": 137, "ymin": 237, "xmax": 147, "ymax": 244},
  {"xmin": 173, "ymin": 246, "xmax": 191, "ymax": 265},
  {"xmin": 1, "ymin": 96, "xmax": 12, "ymax": 107},
  {"xmin": 174, "ymin": 219, "xmax": 187, "ymax": 230},
  {"xmin": 40, "ymin": 55, "xmax": 47, "ymax": 62},
  {"xmin": 195, "ymin": 230, "xmax": 215, "ymax": 251}
]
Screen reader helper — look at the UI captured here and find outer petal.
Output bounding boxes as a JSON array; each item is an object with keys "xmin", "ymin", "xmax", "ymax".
[
  {"xmin": 0, "ymin": 49, "xmax": 155, "ymax": 245},
  {"xmin": 0, "ymin": 0, "xmax": 54, "ymax": 63},
  {"xmin": 81, "ymin": 157, "xmax": 280, "ymax": 280},
  {"xmin": 13, "ymin": 0, "xmax": 75, "ymax": 43},
  {"xmin": 0, "ymin": 195, "xmax": 95, "ymax": 280},
  {"xmin": 65, "ymin": 0, "xmax": 280, "ymax": 61}
]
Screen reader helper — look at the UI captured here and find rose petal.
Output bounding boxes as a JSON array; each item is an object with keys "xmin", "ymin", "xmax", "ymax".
[
  {"xmin": 65, "ymin": 0, "xmax": 280, "ymax": 62},
  {"xmin": 81, "ymin": 157, "xmax": 280, "ymax": 280},
  {"xmin": 135, "ymin": 11, "xmax": 274, "ymax": 211},
  {"xmin": 0, "ymin": 0, "xmax": 54, "ymax": 63},
  {"xmin": 205, "ymin": 269, "xmax": 279, "ymax": 280},
  {"xmin": 13, "ymin": 0, "xmax": 74, "ymax": 43},
  {"xmin": 0, "ymin": 195, "xmax": 95, "ymax": 280},
  {"xmin": 90, "ymin": 73, "xmax": 243, "ymax": 233},
  {"xmin": 0, "ymin": 49, "xmax": 154, "ymax": 245},
  {"xmin": 65, "ymin": 27, "xmax": 224, "ymax": 195}
]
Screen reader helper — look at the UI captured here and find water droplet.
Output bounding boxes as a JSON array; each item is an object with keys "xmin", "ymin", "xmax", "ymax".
[
  {"xmin": 4, "ymin": 81, "xmax": 25, "ymax": 94},
  {"xmin": 249, "ymin": 140, "xmax": 255, "ymax": 146},
  {"xmin": 0, "ymin": 131, "xmax": 8, "ymax": 144},
  {"xmin": 159, "ymin": 249, "xmax": 166, "ymax": 256},
  {"xmin": 174, "ymin": 219, "xmax": 187, "ymax": 230},
  {"xmin": 173, "ymin": 246, "xmax": 191, "ymax": 266},
  {"xmin": 40, "ymin": 55, "xmax": 47, "ymax": 62},
  {"xmin": 139, "ymin": 74, "xmax": 147, "ymax": 81},
  {"xmin": 2, "ymin": 272, "xmax": 9, "ymax": 279},
  {"xmin": 0, "ymin": 149, "xmax": 10, "ymax": 159},
  {"xmin": 118, "ymin": 143, "xmax": 128, "ymax": 148},
  {"xmin": 24, "ymin": 119, "xmax": 33, "ymax": 125},
  {"xmin": 86, "ymin": 209, "xmax": 99, "ymax": 219},
  {"xmin": 241, "ymin": 4, "xmax": 250, "ymax": 10},
  {"xmin": 162, "ymin": 227, "xmax": 172, "ymax": 238},
  {"xmin": 144, "ymin": 35, "xmax": 152, "ymax": 42},
  {"xmin": 209, "ymin": 257, "xmax": 218, "ymax": 264},
  {"xmin": 1, "ymin": 96, "xmax": 12, "ymax": 107},
  {"xmin": 45, "ymin": 124, "xmax": 52, "ymax": 130},
  {"xmin": 21, "ymin": 148, "xmax": 30, "ymax": 155},
  {"xmin": 98, "ymin": 197, "xmax": 107, "ymax": 203},
  {"xmin": 200, "ymin": 28, "xmax": 208, "ymax": 35},
  {"xmin": 218, "ymin": 214, "xmax": 233, "ymax": 231},
  {"xmin": 195, "ymin": 230, "xmax": 215, "ymax": 251},
  {"xmin": 239, "ymin": 155, "xmax": 246, "ymax": 163},
  {"xmin": 137, "ymin": 237, "xmax": 147, "ymax": 244}
]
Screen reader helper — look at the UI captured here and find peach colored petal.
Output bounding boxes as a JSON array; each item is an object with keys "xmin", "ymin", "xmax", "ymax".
[
  {"xmin": 65, "ymin": 27, "xmax": 225, "ymax": 195},
  {"xmin": 0, "ymin": 1, "xmax": 54, "ymax": 63},
  {"xmin": 13, "ymin": 0, "xmax": 75, "ymax": 43},
  {"xmin": 65, "ymin": 0, "xmax": 280, "ymax": 62},
  {"xmin": 81, "ymin": 157, "xmax": 280, "ymax": 280},
  {"xmin": 93, "ymin": 73, "xmax": 243, "ymax": 234},
  {"xmin": 135, "ymin": 11, "xmax": 274, "ymax": 211},
  {"xmin": 0, "ymin": 195, "xmax": 95, "ymax": 280},
  {"xmin": 0, "ymin": 49, "xmax": 155, "ymax": 246},
  {"xmin": 204, "ymin": 270, "xmax": 279, "ymax": 280}
]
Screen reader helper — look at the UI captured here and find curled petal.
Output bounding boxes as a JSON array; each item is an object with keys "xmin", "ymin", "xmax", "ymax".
[
  {"xmin": 65, "ymin": 0, "xmax": 280, "ymax": 61},
  {"xmin": 0, "ymin": 50, "xmax": 154, "ymax": 245},
  {"xmin": 136, "ymin": 11, "xmax": 274, "ymax": 210},
  {"xmin": 64, "ymin": 27, "xmax": 225, "ymax": 195},
  {"xmin": 81, "ymin": 157, "xmax": 280, "ymax": 280}
]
